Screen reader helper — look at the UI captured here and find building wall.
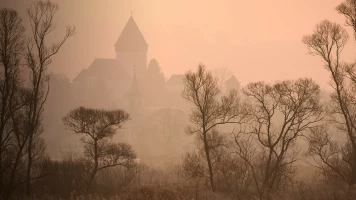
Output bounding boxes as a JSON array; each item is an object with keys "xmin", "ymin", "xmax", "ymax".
[
  {"xmin": 116, "ymin": 51, "xmax": 147, "ymax": 79},
  {"xmin": 166, "ymin": 84, "xmax": 184, "ymax": 93}
]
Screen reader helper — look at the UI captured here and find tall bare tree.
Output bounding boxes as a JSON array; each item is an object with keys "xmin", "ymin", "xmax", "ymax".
[
  {"xmin": 235, "ymin": 79, "xmax": 323, "ymax": 199},
  {"xmin": 182, "ymin": 64, "xmax": 247, "ymax": 192},
  {"xmin": 24, "ymin": 0, "xmax": 75, "ymax": 196},
  {"xmin": 337, "ymin": 0, "xmax": 356, "ymax": 40},
  {"xmin": 63, "ymin": 107, "xmax": 136, "ymax": 191},
  {"xmin": 302, "ymin": 20, "xmax": 356, "ymax": 185},
  {"xmin": 0, "ymin": 8, "xmax": 25, "ymax": 198}
]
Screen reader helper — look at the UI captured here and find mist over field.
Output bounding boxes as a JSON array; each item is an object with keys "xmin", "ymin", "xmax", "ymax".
[{"xmin": 0, "ymin": 0, "xmax": 355, "ymax": 199}]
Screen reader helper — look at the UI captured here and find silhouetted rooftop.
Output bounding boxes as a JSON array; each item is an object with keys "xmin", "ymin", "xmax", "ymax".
[
  {"xmin": 166, "ymin": 74, "xmax": 184, "ymax": 86},
  {"xmin": 225, "ymin": 75, "xmax": 239, "ymax": 85},
  {"xmin": 73, "ymin": 59, "xmax": 129, "ymax": 83},
  {"xmin": 115, "ymin": 16, "xmax": 148, "ymax": 52}
]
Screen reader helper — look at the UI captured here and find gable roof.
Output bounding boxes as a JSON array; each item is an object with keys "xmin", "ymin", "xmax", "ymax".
[
  {"xmin": 115, "ymin": 16, "xmax": 148, "ymax": 52},
  {"xmin": 166, "ymin": 74, "xmax": 184, "ymax": 86},
  {"xmin": 73, "ymin": 59, "xmax": 129, "ymax": 83},
  {"xmin": 225, "ymin": 75, "xmax": 240, "ymax": 91},
  {"xmin": 225, "ymin": 75, "xmax": 239, "ymax": 85}
]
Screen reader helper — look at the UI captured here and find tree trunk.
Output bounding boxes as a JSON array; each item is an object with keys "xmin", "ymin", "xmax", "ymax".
[
  {"xmin": 0, "ymin": 57, "xmax": 10, "ymax": 197},
  {"xmin": 87, "ymin": 168, "xmax": 97, "ymax": 192},
  {"xmin": 4, "ymin": 145, "xmax": 25, "ymax": 200},
  {"xmin": 26, "ymin": 133, "xmax": 33, "ymax": 197},
  {"xmin": 350, "ymin": 150, "xmax": 356, "ymax": 185},
  {"xmin": 195, "ymin": 179, "xmax": 199, "ymax": 200},
  {"xmin": 87, "ymin": 140, "xmax": 98, "ymax": 192},
  {"xmin": 203, "ymin": 130, "xmax": 215, "ymax": 192}
]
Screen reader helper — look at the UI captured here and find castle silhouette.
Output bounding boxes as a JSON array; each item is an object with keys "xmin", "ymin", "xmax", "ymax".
[
  {"xmin": 69, "ymin": 15, "xmax": 239, "ymax": 114},
  {"xmin": 72, "ymin": 16, "xmax": 170, "ymax": 113}
]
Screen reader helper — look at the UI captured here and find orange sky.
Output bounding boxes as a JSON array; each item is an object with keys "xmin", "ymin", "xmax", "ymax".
[{"xmin": 1, "ymin": 0, "xmax": 355, "ymax": 89}]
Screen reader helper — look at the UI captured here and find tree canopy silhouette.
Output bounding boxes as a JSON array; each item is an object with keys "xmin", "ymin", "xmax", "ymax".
[{"xmin": 63, "ymin": 106, "xmax": 136, "ymax": 191}]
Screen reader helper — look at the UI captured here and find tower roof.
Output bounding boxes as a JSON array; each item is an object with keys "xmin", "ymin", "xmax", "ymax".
[
  {"xmin": 115, "ymin": 16, "xmax": 148, "ymax": 52},
  {"xmin": 225, "ymin": 75, "xmax": 240, "ymax": 90},
  {"xmin": 225, "ymin": 75, "xmax": 239, "ymax": 85}
]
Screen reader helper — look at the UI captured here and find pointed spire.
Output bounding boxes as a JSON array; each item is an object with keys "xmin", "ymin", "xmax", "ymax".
[{"xmin": 115, "ymin": 15, "xmax": 148, "ymax": 52}]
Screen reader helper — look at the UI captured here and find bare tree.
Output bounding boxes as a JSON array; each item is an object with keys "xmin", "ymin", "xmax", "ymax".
[
  {"xmin": 336, "ymin": 0, "xmax": 356, "ymax": 40},
  {"xmin": 63, "ymin": 106, "xmax": 136, "ymax": 191},
  {"xmin": 0, "ymin": 8, "xmax": 26, "ymax": 199},
  {"xmin": 235, "ymin": 79, "xmax": 323, "ymax": 199},
  {"xmin": 227, "ymin": 134, "xmax": 259, "ymax": 198},
  {"xmin": 181, "ymin": 151, "xmax": 206, "ymax": 180},
  {"xmin": 24, "ymin": 0, "xmax": 75, "ymax": 196},
  {"xmin": 306, "ymin": 124, "xmax": 354, "ymax": 186},
  {"xmin": 302, "ymin": 20, "xmax": 356, "ymax": 185},
  {"xmin": 182, "ymin": 64, "xmax": 247, "ymax": 192},
  {"xmin": 181, "ymin": 129, "xmax": 227, "ymax": 186}
]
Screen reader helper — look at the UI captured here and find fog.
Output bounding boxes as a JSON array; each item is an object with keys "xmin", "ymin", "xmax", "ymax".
[
  {"xmin": 0, "ymin": 0, "xmax": 356, "ymax": 199},
  {"xmin": 2, "ymin": 0, "xmax": 355, "ymax": 86}
]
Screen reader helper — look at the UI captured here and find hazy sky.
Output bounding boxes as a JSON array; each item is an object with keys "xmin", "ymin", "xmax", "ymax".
[{"xmin": 1, "ymin": 0, "xmax": 355, "ymax": 89}]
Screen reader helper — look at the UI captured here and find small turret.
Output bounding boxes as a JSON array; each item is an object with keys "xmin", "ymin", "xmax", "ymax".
[{"xmin": 127, "ymin": 67, "xmax": 142, "ymax": 113}]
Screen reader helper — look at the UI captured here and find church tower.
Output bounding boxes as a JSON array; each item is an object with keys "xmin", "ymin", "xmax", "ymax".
[{"xmin": 115, "ymin": 15, "xmax": 148, "ymax": 80}]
